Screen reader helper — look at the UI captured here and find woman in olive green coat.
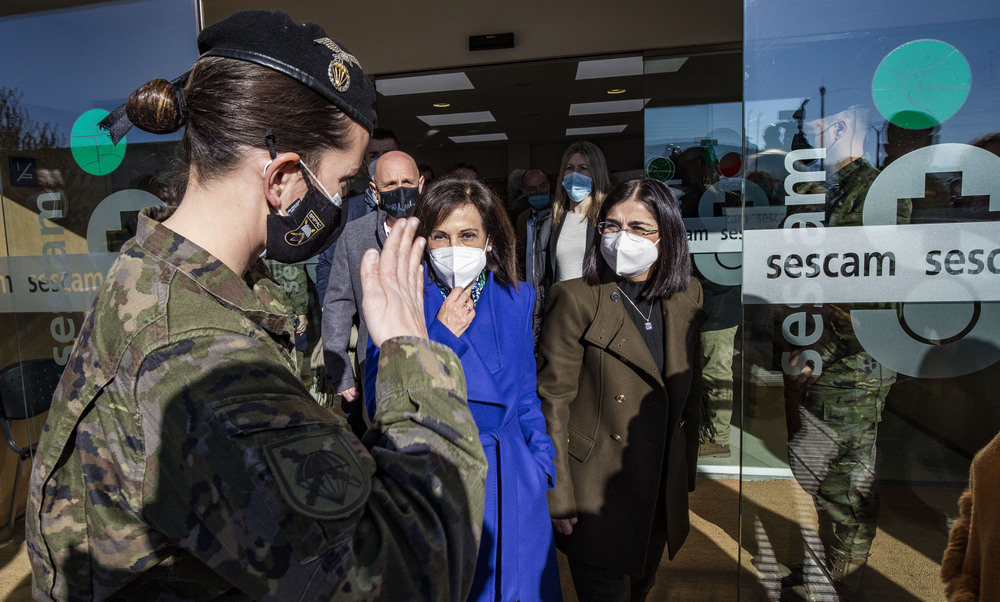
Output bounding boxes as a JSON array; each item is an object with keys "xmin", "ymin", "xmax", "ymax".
[{"xmin": 537, "ymin": 178, "xmax": 706, "ymax": 601}]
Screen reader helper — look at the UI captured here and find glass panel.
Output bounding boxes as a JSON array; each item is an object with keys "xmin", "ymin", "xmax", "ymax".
[
  {"xmin": 642, "ymin": 47, "xmax": 744, "ymax": 599},
  {"xmin": 0, "ymin": 0, "xmax": 198, "ymax": 533},
  {"xmin": 741, "ymin": 0, "xmax": 1000, "ymax": 599}
]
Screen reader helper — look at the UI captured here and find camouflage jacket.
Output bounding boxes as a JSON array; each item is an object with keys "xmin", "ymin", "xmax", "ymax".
[
  {"xmin": 800, "ymin": 158, "xmax": 911, "ymax": 384},
  {"xmin": 26, "ymin": 206, "xmax": 487, "ymax": 601},
  {"xmin": 263, "ymin": 259, "xmax": 310, "ymax": 316}
]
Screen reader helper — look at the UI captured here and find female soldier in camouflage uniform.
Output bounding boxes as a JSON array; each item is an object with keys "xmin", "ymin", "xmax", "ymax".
[{"xmin": 26, "ymin": 10, "xmax": 487, "ymax": 601}]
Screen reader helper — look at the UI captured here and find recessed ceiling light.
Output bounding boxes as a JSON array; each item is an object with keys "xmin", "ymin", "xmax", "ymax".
[
  {"xmin": 433, "ymin": 102, "xmax": 451, "ymax": 108},
  {"xmin": 566, "ymin": 125, "xmax": 628, "ymax": 136},
  {"xmin": 449, "ymin": 133, "xmax": 509, "ymax": 143},
  {"xmin": 375, "ymin": 72, "xmax": 474, "ymax": 96},
  {"xmin": 607, "ymin": 88, "xmax": 626, "ymax": 95},
  {"xmin": 569, "ymin": 98, "xmax": 649, "ymax": 116},
  {"xmin": 417, "ymin": 111, "xmax": 496, "ymax": 126},
  {"xmin": 575, "ymin": 56, "xmax": 643, "ymax": 80}
]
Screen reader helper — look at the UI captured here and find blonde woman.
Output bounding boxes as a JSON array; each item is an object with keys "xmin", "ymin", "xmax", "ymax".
[{"xmin": 546, "ymin": 141, "xmax": 613, "ymax": 286}]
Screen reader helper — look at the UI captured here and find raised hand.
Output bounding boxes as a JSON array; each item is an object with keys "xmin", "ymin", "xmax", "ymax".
[{"xmin": 361, "ymin": 217, "xmax": 429, "ymax": 347}]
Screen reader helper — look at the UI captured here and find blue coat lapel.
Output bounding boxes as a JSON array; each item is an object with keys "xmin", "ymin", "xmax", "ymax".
[{"xmin": 423, "ymin": 272, "xmax": 505, "ymax": 403}]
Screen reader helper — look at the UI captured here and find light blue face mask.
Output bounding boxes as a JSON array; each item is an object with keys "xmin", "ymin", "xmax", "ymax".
[{"xmin": 562, "ymin": 171, "xmax": 592, "ymax": 203}]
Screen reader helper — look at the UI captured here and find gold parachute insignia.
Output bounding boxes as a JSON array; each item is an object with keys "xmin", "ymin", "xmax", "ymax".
[{"xmin": 314, "ymin": 37, "xmax": 362, "ymax": 93}]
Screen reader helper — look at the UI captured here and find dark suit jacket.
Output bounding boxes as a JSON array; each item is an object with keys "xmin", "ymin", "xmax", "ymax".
[
  {"xmin": 537, "ymin": 276, "xmax": 705, "ymax": 574},
  {"xmin": 321, "ymin": 209, "xmax": 388, "ymax": 437}
]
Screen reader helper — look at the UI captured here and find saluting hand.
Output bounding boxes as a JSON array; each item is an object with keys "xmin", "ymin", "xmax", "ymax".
[
  {"xmin": 361, "ymin": 217, "xmax": 429, "ymax": 347},
  {"xmin": 436, "ymin": 285, "xmax": 475, "ymax": 337}
]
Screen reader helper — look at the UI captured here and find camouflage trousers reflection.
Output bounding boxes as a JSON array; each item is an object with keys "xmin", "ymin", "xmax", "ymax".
[
  {"xmin": 787, "ymin": 354, "xmax": 894, "ymax": 579},
  {"xmin": 701, "ymin": 325, "xmax": 738, "ymax": 446}
]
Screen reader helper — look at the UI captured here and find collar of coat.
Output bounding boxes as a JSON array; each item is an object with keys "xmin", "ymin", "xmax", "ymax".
[{"xmin": 581, "ymin": 278, "xmax": 705, "ymax": 386}]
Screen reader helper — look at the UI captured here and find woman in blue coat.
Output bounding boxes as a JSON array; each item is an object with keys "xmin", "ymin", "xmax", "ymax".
[{"xmin": 365, "ymin": 177, "xmax": 561, "ymax": 602}]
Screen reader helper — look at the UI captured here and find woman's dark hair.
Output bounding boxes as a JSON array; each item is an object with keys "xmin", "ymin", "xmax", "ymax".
[
  {"xmin": 413, "ymin": 177, "xmax": 519, "ymax": 289},
  {"xmin": 582, "ymin": 178, "xmax": 692, "ymax": 298},
  {"xmin": 125, "ymin": 56, "xmax": 356, "ymax": 201}
]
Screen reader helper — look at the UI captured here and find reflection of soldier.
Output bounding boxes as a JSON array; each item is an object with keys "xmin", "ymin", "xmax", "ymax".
[
  {"xmin": 699, "ymin": 280, "xmax": 739, "ymax": 458},
  {"xmin": 674, "ymin": 145, "xmax": 713, "ymax": 217},
  {"xmin": 674, "ymin": 143, "xmax": 740, "ymax": 458},
  {"xmin": 782, "ymin": 98, "xmax": 911, "ymax": 599}
]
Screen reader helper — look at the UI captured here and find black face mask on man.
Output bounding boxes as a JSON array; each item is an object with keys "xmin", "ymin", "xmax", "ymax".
[
  {"xmin": 378, "ymin": 185, "xmax": 419, "ymax": 219},
  {"xmin": 265, "ymin": 158, "xmax": 343, "ymax": 263}
]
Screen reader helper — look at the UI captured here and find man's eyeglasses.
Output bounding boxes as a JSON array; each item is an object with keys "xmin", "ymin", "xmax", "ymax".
[{"xmin": 597, "ymin": 222, "xmax": 658, "ymax": 237}]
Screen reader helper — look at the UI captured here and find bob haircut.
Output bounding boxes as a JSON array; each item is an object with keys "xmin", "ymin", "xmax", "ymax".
[
  {"xmin": 414, "ymin": 176, "xmax": 519, "ymax": 289},
  {"xmin": 552, "ymin": 140, "xmax": 613, "ymax": 228},
  {"xmin": 582, "ymin": 178, "xmax": 692, "ymax": 299}
]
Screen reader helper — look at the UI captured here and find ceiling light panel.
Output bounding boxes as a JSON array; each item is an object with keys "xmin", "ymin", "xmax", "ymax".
[
  {"xmin": 644, "ymin": 57, "xmax": 689, "ymax": 74},
  {"xmin": 376, "ymin": 72, "xmax": 474, "ymax": 96},
  {"xmin": 569, "ymin": 98, "xmax": 649, "ymax": 116},
  {"xmin": 575, "ymin": 56, "xmax": 643, "ymax": 80},
  {"xmin": 566, "ymin": 125, "xmax": 628, "ymax": 136},
  {"xmin": 449, "ymin": 133, "xmax": 509, "ymax": 143},
  {"xmin": 417, "ymin": 111, "xmax": 496, "ymax": 126}
]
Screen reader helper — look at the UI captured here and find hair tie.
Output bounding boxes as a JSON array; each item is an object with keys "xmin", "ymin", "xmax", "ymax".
[
  {"xmin": 171, "ymin": 80, "xmax": 188, "ymax": 127},
  {"xmin": 99, "ymin": 71, "xmax": 190, "ymax": 145}
]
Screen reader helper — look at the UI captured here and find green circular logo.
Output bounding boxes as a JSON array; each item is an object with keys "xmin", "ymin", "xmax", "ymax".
[
  {"xmin": 872, "ymin": 39, "xmax": 971, "ymax": 129},
  {"xmin": 71, "ymin": 109, "xmax": 126, "ymax": 175},
  {"xmin": 646, "ymin": 157, "xmax": 675, "ymax": 182}
]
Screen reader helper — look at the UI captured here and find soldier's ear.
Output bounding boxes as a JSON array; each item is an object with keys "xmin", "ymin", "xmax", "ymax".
[
  {"xmin": 831, "ymin": 119, "xmax": 848, "ymax": 142},
  {"xmin": 262, "ymin": 152, "xmax": 303, "ymax": 211}
]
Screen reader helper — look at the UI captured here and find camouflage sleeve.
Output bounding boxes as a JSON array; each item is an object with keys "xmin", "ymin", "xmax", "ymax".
[
  {"xmin": 263, "ymin": 260, "xmax": 309, "ymax": 315},
  {"xmin": 280, "ymin": 262, "xmax": 310, "ymax": 315},
  {"xmin": 136, "ymin": 332, "xmax": 486, "ymax": 601}
]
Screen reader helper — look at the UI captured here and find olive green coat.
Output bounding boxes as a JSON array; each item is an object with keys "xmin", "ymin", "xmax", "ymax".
[{"xmin": 538, "ymin": 276, "xmax": 705, "ymax": 574}]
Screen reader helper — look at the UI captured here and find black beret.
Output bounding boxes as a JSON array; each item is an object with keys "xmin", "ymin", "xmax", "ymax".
[
  {"xmin": 198, "ymin": 10, "xmax": 376, "ymax": 133},
  {"xmin": 99, "ymin": 10, "xmax": 376, "ymax": 144}
]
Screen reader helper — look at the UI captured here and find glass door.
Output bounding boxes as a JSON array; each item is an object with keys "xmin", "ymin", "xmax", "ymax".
[
  {"xmin": 740, "ymin": 0, "xmax": 1000, "ymax": 598},
  {"xmin": 0, "ymin": 0, "xmax": 199, "ymax": 534}
]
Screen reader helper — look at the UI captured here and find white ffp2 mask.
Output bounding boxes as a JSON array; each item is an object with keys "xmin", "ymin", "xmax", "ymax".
[
  {"xmin": 600, "ymin": 231, "xmax": 659, "ymax": 278},
  {"xmin": 429, "ymin": 243, "xmax": 488, "ymax": 289}
]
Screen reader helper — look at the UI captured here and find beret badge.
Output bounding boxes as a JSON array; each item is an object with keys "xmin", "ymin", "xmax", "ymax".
[{"xmin": 314, "ymin": 37, "xmax": 361, "ymax": 93}]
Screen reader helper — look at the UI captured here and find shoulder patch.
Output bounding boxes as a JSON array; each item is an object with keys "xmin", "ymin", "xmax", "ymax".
[{"xmin": 263, "ymin": 429, "xmax": 371, "ymax": 520}]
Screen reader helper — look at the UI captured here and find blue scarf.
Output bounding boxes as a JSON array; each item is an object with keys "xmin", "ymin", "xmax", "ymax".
[{"xmin": 433, "ymin": 270, "xmax": 488, "ymax": 307}]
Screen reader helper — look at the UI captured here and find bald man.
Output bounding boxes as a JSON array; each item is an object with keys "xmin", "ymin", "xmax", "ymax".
[{"xmin": 322, "ymin": 151, "xmax": 424, "ymax": 436}]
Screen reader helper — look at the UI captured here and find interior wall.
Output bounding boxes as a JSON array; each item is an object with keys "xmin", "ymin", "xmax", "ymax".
[{"xmin": 201, "ymin": 0, "xmax": 743, "ymax": 75}]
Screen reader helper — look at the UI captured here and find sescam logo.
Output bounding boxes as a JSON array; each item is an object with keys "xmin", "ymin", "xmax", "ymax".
[
  {"xmin": 852, "ymin": 143, "xmax": 1000, "ymax": 378},
  {"xmin": 767, "ymin": 144, "xmax": 1000, "ymax": 379},
  {"xmin": 759, "ymin": 39, "xmax": 999, "ymax": 380},
  {"xmin": 687, "ymin": 177, "xmax": 779, "ymax": 286}
]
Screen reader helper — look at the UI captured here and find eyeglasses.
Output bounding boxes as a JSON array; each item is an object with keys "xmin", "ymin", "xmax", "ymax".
[{"xmin": 597, "ymin": 222, "xmax": 658, "ymax": 237}]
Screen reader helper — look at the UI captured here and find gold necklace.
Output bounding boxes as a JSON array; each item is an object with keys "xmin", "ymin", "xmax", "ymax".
[{"xmin": 616, "ymin": 285, "xmax": 653, "ymax": 331}]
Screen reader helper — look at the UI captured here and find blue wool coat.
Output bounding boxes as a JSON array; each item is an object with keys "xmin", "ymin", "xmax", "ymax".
[{"xmin": 366, "ymin": 271, "xmax": 562, "ymax": 602}]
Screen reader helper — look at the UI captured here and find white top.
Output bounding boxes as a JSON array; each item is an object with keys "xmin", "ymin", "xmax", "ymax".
[{"xmin": 554, "ymin": 213, "xmax": 589, "ymax": 282}]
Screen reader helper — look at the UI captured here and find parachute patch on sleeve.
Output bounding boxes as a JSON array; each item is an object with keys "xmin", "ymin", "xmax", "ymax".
[{"xmin": 263, "ymin": 428, "xmax": 371, "ymax": 520}]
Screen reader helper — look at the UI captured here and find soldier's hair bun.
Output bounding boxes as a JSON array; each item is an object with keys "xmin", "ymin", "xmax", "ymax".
[{"xmin": 124, "ymin": 78, "xmax": 187, "ymax": 135}]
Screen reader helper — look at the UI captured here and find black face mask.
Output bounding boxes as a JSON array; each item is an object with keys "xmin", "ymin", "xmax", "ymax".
[
  {"xmin": 265, "ymin": 160, "xmax": 343, "ymax": 263},
  {"xmin": 363, "ymin": 186, "xmax": 379, "ymax": 211},
  {"xmin": 379, "ymin": 185, "xmax": 419, "ymax": 219}
]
